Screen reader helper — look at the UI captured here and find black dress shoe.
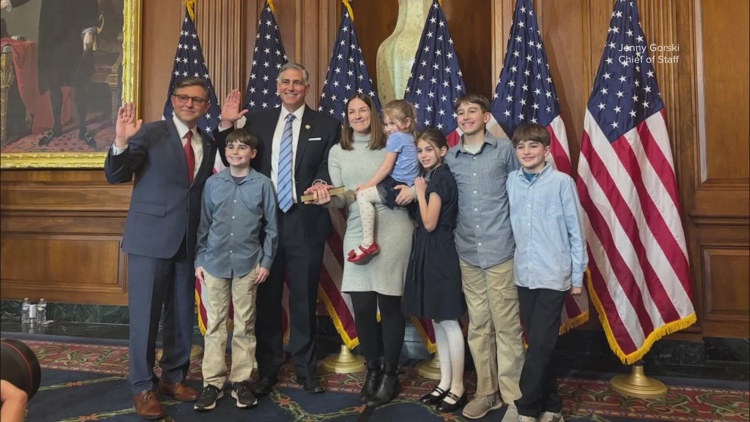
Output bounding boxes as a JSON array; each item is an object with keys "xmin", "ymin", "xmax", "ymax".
[
  {"xmin": 435, "ymin": 391, "xmax": 467, "ymax": 413},
  {"xmin": 419, "ymin": 386, "xmax": 448, "ymax": 405},
  {"xmin": 254, "ymin": 376, "xmax": 276, "ymax": 396},
  {"xmin": 297, "ymin": 376, "xmax": 325, "ymax": 394}
]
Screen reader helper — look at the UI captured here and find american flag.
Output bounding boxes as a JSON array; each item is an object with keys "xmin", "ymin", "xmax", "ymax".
[
  {"xmin": 576, "ymin": 0, "xmax": 696, "ymax": 364},
  {"xmin": 491, "ymin": 0, "xmax": 588, "ymax": 334},
  {"xmin": 162, "ymin": 5, "xmax": 221, "ymax": 140},
  {"xmin": 244, "ymin": 1, "xmax": 288, "ymax": 112},
  {"xmin": 162, "ymin": 4, "xmax": 223, "ymax": 335},
  {"xmin": 319, "ymin": 6, "xmax": 381, "ymax": 121},
  {"xmin": 404, "ymin": 0, "xmax": 465, "ymax": 146},
  {"xmin": 317, "ymin": 5, "xmax": 380, "ymax": 349}
]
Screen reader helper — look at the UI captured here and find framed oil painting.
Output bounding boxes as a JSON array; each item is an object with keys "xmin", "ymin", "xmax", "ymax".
[{"xmin": 0, "ymin": 0, "xmax": 141, "ymax": 168}]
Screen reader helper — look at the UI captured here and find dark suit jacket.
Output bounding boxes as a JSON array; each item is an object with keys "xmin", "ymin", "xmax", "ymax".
[
  {"xmin": 105, "ymin": 119, "xmax": 217, "ymax": 259},
  {"xmin": 216, "ymin": 106, "xmax": 341, "ymax": 244}
]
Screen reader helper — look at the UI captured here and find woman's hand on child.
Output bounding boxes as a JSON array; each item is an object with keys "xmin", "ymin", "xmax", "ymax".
[
  {"xmin": 394, "ymin": 184, "xmax": 416, "ymax": 205},
  {"xmin": 255, "ymin": 268, "xmax": 270, "ymax": 284}
]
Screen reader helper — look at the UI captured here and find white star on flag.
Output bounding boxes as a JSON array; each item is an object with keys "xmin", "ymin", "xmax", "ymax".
[
  {"xmin": 404, "ymin": 0, "xmax": 466, "ymax": 146},
  {"xmin": 319, "ymin": 5, "xmax": 380, "ymax": 122},
  {"xmin": 244, "ymin": 1, "xmax": 288, "ymax": 112}
]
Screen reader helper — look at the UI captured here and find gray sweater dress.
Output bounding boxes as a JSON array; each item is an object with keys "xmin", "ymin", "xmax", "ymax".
[{"xmin": 328, "ymin": 133, "xmax": 414, "ymax": 296}]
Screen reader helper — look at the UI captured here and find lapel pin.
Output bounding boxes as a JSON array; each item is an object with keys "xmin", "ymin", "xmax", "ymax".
[{"xmin": 305, "ymin": 124, "xmax": 311, "ymax": 130}]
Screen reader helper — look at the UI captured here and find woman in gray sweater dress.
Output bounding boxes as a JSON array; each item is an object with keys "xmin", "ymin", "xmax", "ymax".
[{"xmin": 304, "ymin": 94, "xmax": 413, "ymax": 407}]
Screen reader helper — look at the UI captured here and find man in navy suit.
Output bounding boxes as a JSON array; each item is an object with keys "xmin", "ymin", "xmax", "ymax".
[
  {"xmin": 105, "ymin": 77, "xmax": 216, "ymax": 419},
  {"xmin": 216, "ymin": 63, "xmax": 341, "ymax": 394}
]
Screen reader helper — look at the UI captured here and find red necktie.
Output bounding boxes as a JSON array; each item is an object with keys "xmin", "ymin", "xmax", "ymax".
[{"xmin": 184, "ymin": 130, "xmax": 195, "ymax": 184}]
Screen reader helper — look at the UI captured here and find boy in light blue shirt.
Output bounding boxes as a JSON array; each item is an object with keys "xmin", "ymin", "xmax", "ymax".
[{"xmin": 506, "ymin": 123, "xmax": 587, "ymax": 422}]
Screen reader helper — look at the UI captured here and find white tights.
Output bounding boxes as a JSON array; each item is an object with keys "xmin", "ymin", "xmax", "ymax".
[{"xmin": 433, "ymin": 319, "xmax": 465, "ymax": 401}]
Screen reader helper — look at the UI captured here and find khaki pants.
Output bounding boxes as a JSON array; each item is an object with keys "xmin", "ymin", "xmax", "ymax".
[
  {"xmin": 201, "ymin": 268, "xmax": 259, "ymax": 388},
  {"xmin": 460, "ymin": 258, "xmax": 524, "ymax": 401}
]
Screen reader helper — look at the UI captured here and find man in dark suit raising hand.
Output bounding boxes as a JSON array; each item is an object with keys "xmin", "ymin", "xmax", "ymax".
[
  {"xmin": 216, "ymin": 63, "xmax": 341, "ymax": 395},
  {"xmin": 105, "ymin": 77, "xmax": 216, "ymax": 419}
]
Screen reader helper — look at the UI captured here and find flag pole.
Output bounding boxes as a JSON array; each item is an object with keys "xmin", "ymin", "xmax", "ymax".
[{"xmin": 610, "ymin": 361, "xmax": 667, "ymax": 399}]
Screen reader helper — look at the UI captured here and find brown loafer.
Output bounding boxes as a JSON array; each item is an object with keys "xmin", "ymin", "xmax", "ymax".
[
  {"xmin": 158, "ymin": 380, "xmax": 199, "ymax": 401},
  {"xmin": 133, "ymin": 390, "xmax": 165, "ymax": 419}
]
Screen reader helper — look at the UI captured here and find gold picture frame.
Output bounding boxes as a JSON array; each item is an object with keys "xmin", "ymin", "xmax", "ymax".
[{"xmin": 0, "ymin": 0, "xmax": 141, "ymax": 168}]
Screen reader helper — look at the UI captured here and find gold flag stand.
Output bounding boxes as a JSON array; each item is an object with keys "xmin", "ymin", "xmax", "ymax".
[
  {"xmin": 416, "ymin": 350, "xmax": 441, "ymax": 380},
  {"xmin": 320, "ymin": 344, "xmax": 365, "ymax": 374},
  {"xmin": 610, "ymin": 361, "xmax": 667, "ymax": 399}
]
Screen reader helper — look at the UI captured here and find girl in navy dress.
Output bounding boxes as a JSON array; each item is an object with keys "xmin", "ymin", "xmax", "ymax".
[{"xmin": 403, "ymin": 128, "xmax": 467, "ymax": 413}]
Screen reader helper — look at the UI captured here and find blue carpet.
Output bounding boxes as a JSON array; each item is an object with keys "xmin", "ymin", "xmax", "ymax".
[{"xmin": 7, "ymin": 332, "xmax": 748, "ymax": 421}]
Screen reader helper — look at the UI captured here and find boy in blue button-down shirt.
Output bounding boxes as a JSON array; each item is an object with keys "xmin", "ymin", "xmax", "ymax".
[
  {"xmin": 194, "ymin": 129, "xmax": 278, "ymax": 411},
  {"xmin": 506, "ymin": 123, "xmax": 588, "ymax": 422}
]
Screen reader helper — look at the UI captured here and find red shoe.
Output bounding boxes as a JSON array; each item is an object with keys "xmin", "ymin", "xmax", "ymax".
[{"xmin": 347, "ymin": 242, "xmax": 380, "ymax": 264}]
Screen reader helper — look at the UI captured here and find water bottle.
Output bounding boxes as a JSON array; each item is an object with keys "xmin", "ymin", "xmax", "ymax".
[
  {"xmin": 37, "ymin": 298, "xmax": 47, "ymax": 325},
  {"xmin": 28, "ymin": 303, "xmax": 37, "ymax": 325},
  {"xmin": 21, "ymin": 298, "xmax": 30, "ymax": 324}
]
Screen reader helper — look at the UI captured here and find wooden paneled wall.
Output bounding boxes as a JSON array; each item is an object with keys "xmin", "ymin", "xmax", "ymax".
[{"xmin": 1, "ymin": 0, "xmax": 747, "ymax": 338}]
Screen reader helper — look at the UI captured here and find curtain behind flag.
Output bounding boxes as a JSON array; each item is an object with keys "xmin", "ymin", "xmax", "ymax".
[
  {"xmin": 403, "ymin": 0, "xmax": 466, "ymax": 148},
  {"xmin": 163, "ymin": 3, "xmax": 222, "ymax": 334},
  {"xmin": 243, "ymin": 1, "xmax": 288, "ymax": 113},
  {"xmin": 402, "ymin": 0, "xmax": 467, "ymax": 352},
  {"xmin": 490, "ymin": 0, "xmax": 588, "ymax": 334},
  {"xmin": 318, "ymin": 3, "xmax": 381, "ymax": 349},
  {"xmin": 576, "ymin": 0, "xmax": 696, "ymax": 364}
]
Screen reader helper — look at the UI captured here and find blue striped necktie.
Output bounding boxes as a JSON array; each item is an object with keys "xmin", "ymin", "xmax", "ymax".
[{"xmin": 277, "ymin": 113, "xmax": 295, "ymax": 212}]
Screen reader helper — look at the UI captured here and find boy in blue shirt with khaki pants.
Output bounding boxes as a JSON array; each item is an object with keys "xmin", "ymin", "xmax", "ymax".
[{"xmin": 194, "ymin": 129, "xmax": 278, "ymax": 411}]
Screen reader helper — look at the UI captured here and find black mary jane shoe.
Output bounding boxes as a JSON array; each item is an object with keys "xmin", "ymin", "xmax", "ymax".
[
  {"xmin": 419, "ymin": 386, "xmax": 448, "ymax": 405},
  {"xmin": 435, "ymin": 391, "xmax": 467, "ymax": 413}
]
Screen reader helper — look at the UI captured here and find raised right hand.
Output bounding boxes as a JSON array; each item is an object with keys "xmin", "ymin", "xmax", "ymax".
[
  {"xmin": 114, "ymin": 102, "xmax": 142, "ymax": 147},
  {"xmin": 220, "ymin": 89, "xmax": 249, "ymax": 127}
]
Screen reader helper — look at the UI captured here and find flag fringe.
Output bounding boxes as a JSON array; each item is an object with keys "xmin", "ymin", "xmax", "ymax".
[
  {"xmin": 184, "ymin": 0, "xmax": 196, "ymax": 22},
  {"xmin": 195, "ymin": 290, "xmax": 207, "ymax": 335},
  {"xmin": 318, "ymin": 285, "xmax": 359, "ymax": 350},
  {"xmin": 559, "ymin": 311, "xmax": 589, "ymax": 335},
  {"xmin": 410, "ymin": 316, "xmax": 437, "ymax": 354},
  {"xmin": 267, "ymin": 0, "xmax": 276, "ymax": 15},
  {"xmin": 587, "ymin": 274, "xmax": 697, "ymax": 365},
  {"xmin": 558, "ymin": 270, "xmax": 593, "ymax": 335},
  {"xmin": 342, "ymin": 0, "xmax": 354, "ymax": 21}
]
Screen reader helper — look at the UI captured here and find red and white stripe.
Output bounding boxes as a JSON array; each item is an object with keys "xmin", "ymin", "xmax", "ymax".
[
  {"xmin": 576, "ymin": 109, "xmax": 696, "ymax": 364},
  {"xmin": 546, "ymin": 114, "xmax": 590, "ymax": 334},
  {"xmin": 318, "ymin": 208, "xmax": 359, "ymax": 348}
]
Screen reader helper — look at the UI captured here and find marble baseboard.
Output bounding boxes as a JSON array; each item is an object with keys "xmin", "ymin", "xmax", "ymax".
[{"xmin": 1, "ymin": 300, "xmax": 129, "ymax": 325}]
